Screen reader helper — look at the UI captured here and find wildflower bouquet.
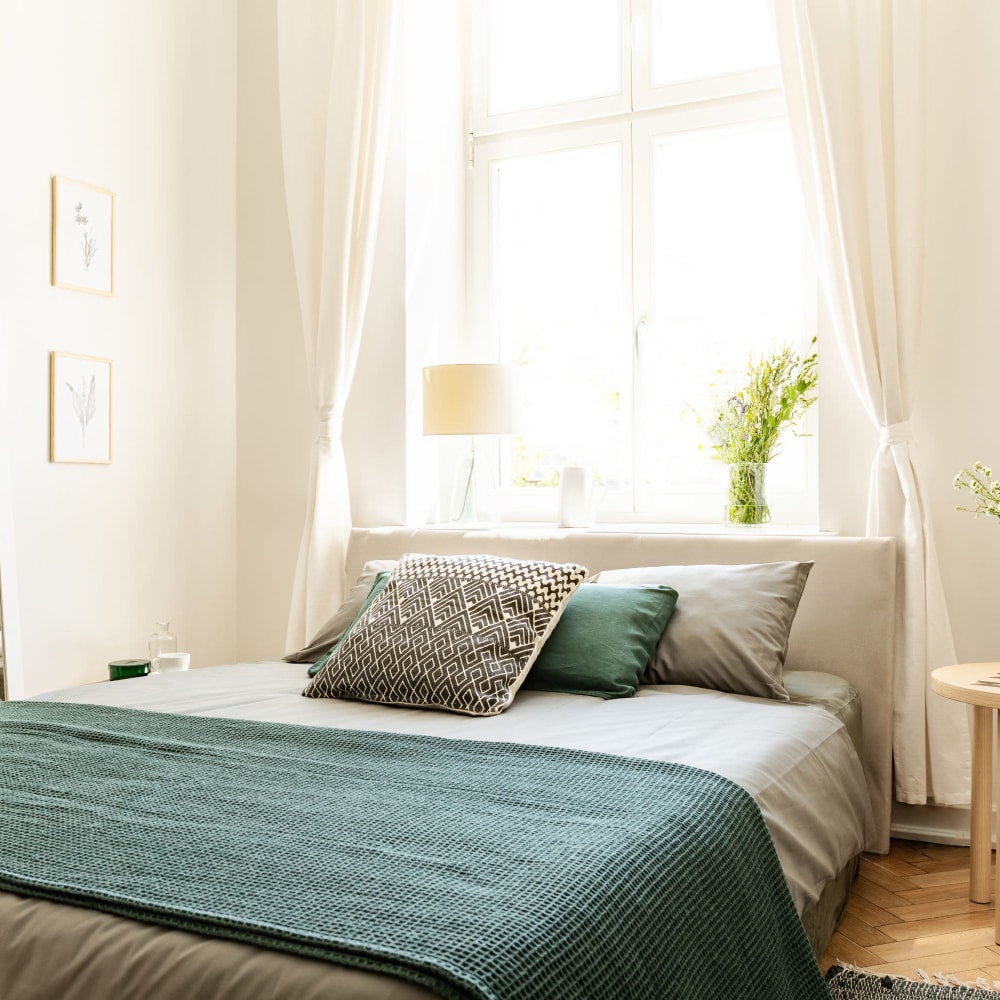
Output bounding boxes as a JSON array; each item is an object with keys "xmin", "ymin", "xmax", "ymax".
[
  {"xmin": 705, "ymin": 343, "xmax": 818, "ymax": 524},
  {"xmin": 954, "ymin": 462, "xmax": 1000, "ymax": 522}
]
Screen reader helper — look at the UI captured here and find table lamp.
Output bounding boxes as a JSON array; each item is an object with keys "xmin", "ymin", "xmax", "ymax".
[{"xmin": 423, "ymin": 364, "xmax": 515, "ymax": 522}]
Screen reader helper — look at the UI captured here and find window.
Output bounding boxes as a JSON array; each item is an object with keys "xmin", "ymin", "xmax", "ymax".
[{"xmin": 466, "ymin": 0, "xmax": 816, "ymax": 523}]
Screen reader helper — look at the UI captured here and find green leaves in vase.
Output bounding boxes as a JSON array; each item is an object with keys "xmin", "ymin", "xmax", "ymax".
[
  {"xmin": 704, "ymin": 342, "xmax": 818, "ymax": 467},
  {"xmin": 700, "ymin": 342, "xmax": 818, "ymax": 525}
]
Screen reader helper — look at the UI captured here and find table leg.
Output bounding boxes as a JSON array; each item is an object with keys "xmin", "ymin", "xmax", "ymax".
[
  {"xmin": 971, "ymin": 705, "xmax": 993, "ymax": 904},
  {"xmin": 995, "ymin": 713, "xmax": 1000, "ymax": 944}
]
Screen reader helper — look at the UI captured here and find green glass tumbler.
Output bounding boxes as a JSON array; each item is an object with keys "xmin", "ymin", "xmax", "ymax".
[{"xmin": 108, "ymin": 659, "xmax": 151, "ymax": 681}]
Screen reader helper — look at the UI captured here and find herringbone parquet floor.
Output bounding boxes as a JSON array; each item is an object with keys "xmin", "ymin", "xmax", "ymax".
[{"xmin": 821, "ymin": 839, "xmax": 1000, "ymax": 982}]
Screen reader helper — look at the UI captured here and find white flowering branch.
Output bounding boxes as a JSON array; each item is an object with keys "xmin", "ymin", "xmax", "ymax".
[{"xmin": 954, "ymin": 462, "xmax": 1000, "ymax": 521}]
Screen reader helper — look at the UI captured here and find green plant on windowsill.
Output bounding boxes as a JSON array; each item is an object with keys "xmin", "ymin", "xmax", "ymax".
[{"xmin": 703, "ymin": 341, "xmax": 818, "ymax": 525}]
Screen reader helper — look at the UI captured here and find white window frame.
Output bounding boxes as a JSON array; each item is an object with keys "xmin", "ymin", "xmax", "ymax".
[
  {"xmin": 463, "ymin": 0, "xmax": 818, "ymax": 526},
  {"xmin": 468, "ymin": 0, "xmax": 632, "ymax": 136},
  {"xmin": 630, "ymin": 0, "xmax": 782, "ymax": 112}
]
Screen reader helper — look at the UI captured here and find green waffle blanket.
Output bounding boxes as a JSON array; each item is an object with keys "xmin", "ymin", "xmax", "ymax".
[{"xmin": 0, "ymin": 701, "xmax": 828, "ymax": 1000}]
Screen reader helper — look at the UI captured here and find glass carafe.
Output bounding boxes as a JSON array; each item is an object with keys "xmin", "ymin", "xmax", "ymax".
[{"xmin": 148, "ymin": 621, "xmax": 177, "ymax": 673}]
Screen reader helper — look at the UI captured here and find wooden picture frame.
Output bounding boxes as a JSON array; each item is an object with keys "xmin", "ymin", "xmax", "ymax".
[
  {"xmin": 51, "ymin": 177, "xmax": 115, "ymax": 296},
  {"xmin": 50, "ymin": 352, "xmax": 113, "ymax": 465}
]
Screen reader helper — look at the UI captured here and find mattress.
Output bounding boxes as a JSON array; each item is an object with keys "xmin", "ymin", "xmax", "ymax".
[{"xmin": 785, "ymin": 669, "xmax": 863, "ymax": 762}]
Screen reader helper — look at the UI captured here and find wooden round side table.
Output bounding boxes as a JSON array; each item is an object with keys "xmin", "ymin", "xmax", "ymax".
[{"xmin": 931, "ymin": 663, "xmax": 1000, "ymax": 939}]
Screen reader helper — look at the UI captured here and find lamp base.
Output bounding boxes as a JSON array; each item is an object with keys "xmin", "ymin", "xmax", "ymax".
[{"xmin": 449, "ymin": 446, "xmax": 476, "ymax": 522}]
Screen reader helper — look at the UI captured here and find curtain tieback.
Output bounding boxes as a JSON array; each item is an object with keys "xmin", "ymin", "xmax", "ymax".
[
  {"xmin": 318, "ymin": 411, "xmax": 344, "ymax": 443},
  {"xmin": 880, "ymin": 420, "xmax": 914, "ymax": 447}
]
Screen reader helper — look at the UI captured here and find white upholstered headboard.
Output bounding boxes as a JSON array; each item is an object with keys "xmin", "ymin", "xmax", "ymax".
[{"xmin": 347, "ymin": 527, "xmax": 895, "ymax": 852}]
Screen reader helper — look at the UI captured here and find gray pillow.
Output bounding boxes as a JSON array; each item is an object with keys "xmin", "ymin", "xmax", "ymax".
[
  {"xmin": 594, "ymin": 562, "xmax": 813, "ymax": 701},
  {"xmin": 283, "ymin": 560, "xmax": 397, "ymax": 663}
]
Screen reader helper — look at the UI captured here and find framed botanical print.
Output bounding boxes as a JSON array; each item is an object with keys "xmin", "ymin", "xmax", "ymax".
[
  {"xmin": 51, "ymin": 177, "xmax": 115, "ymax": 296},
  {"xmin": 50, "ymin": 352, "xmax": 113, "ymax": 464}
]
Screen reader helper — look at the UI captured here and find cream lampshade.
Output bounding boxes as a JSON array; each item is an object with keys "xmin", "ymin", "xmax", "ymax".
[
  {"xmin": 423, "ymin": 364, "xmax": 515, "ymax": 522},
  {"xmin": 422, "ymin": 364, "xmax": 515, "ymax": 436}
]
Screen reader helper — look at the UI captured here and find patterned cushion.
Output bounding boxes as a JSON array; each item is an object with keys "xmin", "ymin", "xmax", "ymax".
[{"xmin": 303, "ymin": 552, "xmax": 588, "ymax": 716}]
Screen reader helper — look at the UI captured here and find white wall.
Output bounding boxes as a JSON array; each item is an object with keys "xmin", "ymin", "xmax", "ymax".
[{"xmin": 0, "ymin": 0, "xmax": 238, "ymax": 695}]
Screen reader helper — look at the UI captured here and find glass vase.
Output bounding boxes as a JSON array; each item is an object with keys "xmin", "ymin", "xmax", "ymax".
[
  {"xmin": 148, "ymin": 621, "xmax": 177, "ymax": 673},
  {"xmin": 725, "ymin": 462, "xmax": 770, "ymax": 525}
]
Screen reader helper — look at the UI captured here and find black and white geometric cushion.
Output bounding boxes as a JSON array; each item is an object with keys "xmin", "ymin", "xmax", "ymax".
[{"xmin": 303, "ymin": 552, "xmax": 588, "ymax": 716}]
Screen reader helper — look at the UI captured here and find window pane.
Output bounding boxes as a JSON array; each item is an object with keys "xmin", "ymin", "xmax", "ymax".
[
  {"xmin": 489, "ymin": 0, "xmax": 621, "ymax": 115},
  {"xmin": 637, "ymin": 124, "xmax": 806, "ymax": 495},
  {"xmin": 651, "ymin": 0, "xmax": 778, "ymax": 86},
  {"xmin": 493, "ymin": 144, "xmax": 628, "ymax": 489}
]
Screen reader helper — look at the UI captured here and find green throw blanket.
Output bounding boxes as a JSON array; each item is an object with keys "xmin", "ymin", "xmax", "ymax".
[{"xmin": 0, "ymin": 701, "xmax": 828, "ymax": 1000}]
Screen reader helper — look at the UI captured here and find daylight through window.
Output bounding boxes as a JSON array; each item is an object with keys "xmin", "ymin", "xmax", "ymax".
[{"xmin": 467, "ymin": 0, "xmax": 817, "ymax": 522}]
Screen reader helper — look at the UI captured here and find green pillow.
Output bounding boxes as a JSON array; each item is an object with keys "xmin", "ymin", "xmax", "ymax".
[
  {"xmin": 523, "ymin": 584, "xmax": 679, "ymax": 699},
  {"xmin": 307, "ymin": 571, "xmax": 393, "ymax": 677}
]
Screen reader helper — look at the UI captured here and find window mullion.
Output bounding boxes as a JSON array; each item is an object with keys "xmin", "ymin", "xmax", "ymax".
[
  {"xmin": 629, "ymin": 0, "xmax": 651, "ymax": 112},
  {"xmin": 627, "ymin": 1, "xmax": 640, "ymax": 518},
  {"xmin": 630, "ymin": 114, "xmax": 653, "ymax": 516}
]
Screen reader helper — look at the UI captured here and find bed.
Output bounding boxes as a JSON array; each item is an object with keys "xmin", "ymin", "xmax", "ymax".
[{"xmin": 0, "ymin": 528, "xmax": 895, "ymax": 999}]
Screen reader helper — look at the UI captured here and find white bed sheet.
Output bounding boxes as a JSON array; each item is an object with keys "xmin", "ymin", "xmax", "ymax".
[{"xmin": 40, "ymin": 662, "xmax": 874, "ymax": 914}]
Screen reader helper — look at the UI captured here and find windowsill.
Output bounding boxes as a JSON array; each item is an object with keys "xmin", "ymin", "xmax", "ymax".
[{"xmin": 419, "ymin": 521, "xmax": 830, "ymax": 537}]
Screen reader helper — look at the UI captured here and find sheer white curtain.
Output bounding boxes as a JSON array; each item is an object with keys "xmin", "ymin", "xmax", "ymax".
[
  {"xmin": 771, "ymin": 0, "xmax": 969, "ymax": 804},
  {"xmin": 277, "ymin": 0, "xmax": 399, "ymax": 650}
]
